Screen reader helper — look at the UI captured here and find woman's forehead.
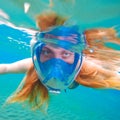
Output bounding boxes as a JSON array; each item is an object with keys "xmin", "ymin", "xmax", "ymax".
[{"xmin": 43, "ymin": 44, "xmax": 74, "ymax": 53}]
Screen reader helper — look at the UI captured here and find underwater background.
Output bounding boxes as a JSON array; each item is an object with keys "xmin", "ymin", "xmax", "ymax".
[{"xmin": 0, "ymin": 0, "xmax": 120, "ymax": 120}]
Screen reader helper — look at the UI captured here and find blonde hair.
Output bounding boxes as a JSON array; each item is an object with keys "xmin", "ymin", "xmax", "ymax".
[
  {"xmin": 76, "ymin": 27, "xmax": 120, "ymax": 89},
  {"xmin": 84, "ymin": 28, "xmax": 120, "ymax": 70},
  {"xmin": 36, "ymin": 11, "xmax": 67, "ymax": 31},
  {"xmin": 7, "ymin": 11, "xmax": 67, "ymax": 111},
  {"xmin": 7, "ymin": 12, "xmax": 120, "ymax": 110},
  {"xmin": 7, "ymin": 64, "xmax": 49, "ymax": 111}
]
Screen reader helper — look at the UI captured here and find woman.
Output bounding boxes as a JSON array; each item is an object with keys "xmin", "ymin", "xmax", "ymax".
[{"xmin": 1, "ymin": 11, "xmax": 120, "ymax": 111}]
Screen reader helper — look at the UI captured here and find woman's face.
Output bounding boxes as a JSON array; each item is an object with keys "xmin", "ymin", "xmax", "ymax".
[
  {"xmin": 33, "ymin": 43, "xmax": 82, "ymax": 91},
  {"xmin": 40, "ymin": 44, "xmax": 74, "ymax": 64}
]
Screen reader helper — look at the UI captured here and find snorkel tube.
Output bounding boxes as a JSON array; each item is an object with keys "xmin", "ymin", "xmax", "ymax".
[{"xmin": 31, "ymin": 25, "xmax": 86, "ymax": 93}]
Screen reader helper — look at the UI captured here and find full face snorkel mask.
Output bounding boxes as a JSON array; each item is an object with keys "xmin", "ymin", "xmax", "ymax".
[{"xmin": 32, "ymin": 25, "xmax": 86, "ymax": 93}]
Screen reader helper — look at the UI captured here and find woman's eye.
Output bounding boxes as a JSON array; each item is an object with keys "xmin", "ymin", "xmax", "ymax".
[
  {"xmin": 42, "ymin": 50, "xmax": 50, "ymax": 56},
  {"xmin": 63, "ymin": 52, "xmax": 71, "ymax": 57}
]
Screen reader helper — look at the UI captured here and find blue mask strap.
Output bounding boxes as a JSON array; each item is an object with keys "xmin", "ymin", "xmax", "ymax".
[
  {"xmin": 34, "ymin": 42, "xmax": 45, "ymax": 63},
  {"xmin": 71, "ymin": 53, "xmax": 81, "ymax": 71}
]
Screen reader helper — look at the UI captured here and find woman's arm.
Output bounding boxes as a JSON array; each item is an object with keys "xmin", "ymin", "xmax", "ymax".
[{"xmin": 0, "ymin": 58, "xmax": 32, "ymax": 74}]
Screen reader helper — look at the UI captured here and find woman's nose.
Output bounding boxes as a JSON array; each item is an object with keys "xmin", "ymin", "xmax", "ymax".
[{"xmin": 54, "ymin": 53, "xmax": 62, "ymax": 59}]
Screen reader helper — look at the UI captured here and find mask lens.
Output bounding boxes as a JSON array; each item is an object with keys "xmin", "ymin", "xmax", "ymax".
[
  {"xmin": 32, "ymin": 43, "xmax": 82, "ymax": 92},
  {"xmin": 32, "ymin": 25, "xmax": 86, "ymax": 92},
  {"xmin": 40, "ymin": 44, "xmax": 75, "ymax": 64}
]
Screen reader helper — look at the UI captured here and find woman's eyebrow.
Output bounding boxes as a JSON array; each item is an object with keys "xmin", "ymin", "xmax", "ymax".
[
  {"xmin": 42, "ymin": 46, "xmax": 50, "ymax": 50},
  {"xmin": 62, "ymin": 50, "xmax": 74, "ymax": 54}
]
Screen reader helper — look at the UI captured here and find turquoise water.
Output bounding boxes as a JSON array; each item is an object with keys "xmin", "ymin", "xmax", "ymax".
[{"xmin": 0, "ymin": 0, "xmax": 120, "ymax": 120}]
